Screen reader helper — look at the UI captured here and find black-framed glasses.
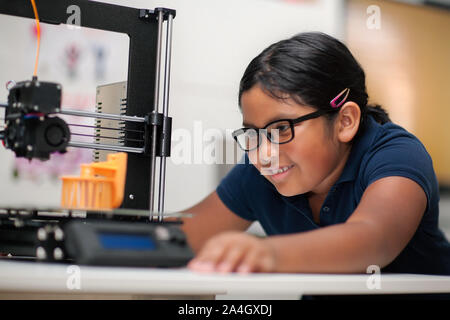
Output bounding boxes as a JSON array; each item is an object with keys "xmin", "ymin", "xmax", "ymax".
[
  {"xmin": 232, "ymin": 109, "xmax": 334, "ymax": 152},
  {"xmin": 232, "ymin": 88, "xmax": 350, "ymax": 152}
]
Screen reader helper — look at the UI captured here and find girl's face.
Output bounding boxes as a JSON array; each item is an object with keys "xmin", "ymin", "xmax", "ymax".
[{"xmin": 240, "ymin": 85, "xmax": 351, "ymax": 197}]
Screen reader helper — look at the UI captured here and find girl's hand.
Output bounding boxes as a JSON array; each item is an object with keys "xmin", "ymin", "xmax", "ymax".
[{"xmin": 187, "ymin": 231, "xmax": 277, "ymax": 273}]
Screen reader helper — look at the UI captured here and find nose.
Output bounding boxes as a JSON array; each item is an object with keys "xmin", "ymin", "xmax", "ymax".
[{"xmin": 258, "ymin": 134, "xmax": 275, "ymax": 166}]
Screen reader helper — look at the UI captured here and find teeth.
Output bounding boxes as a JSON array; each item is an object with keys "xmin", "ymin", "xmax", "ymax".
[{"xmin": 274, "ymin": 165, "xmax": 292, "ymax": 175}]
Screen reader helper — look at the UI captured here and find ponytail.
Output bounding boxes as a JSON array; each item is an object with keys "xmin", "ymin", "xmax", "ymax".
[{"xmin": 365, "ymin": 104, "xmax": 391, "ymax": 125}]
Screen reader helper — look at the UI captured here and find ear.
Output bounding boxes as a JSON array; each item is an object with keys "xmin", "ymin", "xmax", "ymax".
[{"xmin": 335, "ymin": 101, "xmax": 361, "ymax": 143}]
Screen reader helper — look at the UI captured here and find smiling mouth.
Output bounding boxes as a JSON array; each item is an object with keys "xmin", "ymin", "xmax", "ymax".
[{"xmin": 261, "ymin": 164, "xmax": 295, "ymax": 176}]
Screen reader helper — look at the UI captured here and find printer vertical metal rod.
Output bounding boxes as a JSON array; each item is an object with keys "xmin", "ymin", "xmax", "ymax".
[
  {"xmin": 149, "ymin": 9, "xmax": 164, "ymax": 220},
  {"xmin": 158, "ymin": 13, "xmax": 174, "ymax": 221}
]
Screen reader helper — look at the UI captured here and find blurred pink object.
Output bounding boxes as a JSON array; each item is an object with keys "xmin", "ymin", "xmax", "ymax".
[{"xmin": 14, "ymin": 148, "xmax": 93, "ymax": 181}]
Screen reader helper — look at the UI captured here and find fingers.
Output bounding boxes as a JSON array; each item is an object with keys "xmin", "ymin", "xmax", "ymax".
[
  {"xmin": 187, "ymin": 232, "xmax": 276, "ymax": 274},
  {"xmin": 211, "ymin": 247, "xmax": 235, "ymax": 272},
  {"xmin": 188, "ymin": 233, "xmax": 246, "ymax": 273},
  {"xmin": 238, "ymin": 249, "xmax": 276, "ymax": 273},
  {"xmin": 188, "ymin": 239, "xmax": 229, "ymax": 272}
]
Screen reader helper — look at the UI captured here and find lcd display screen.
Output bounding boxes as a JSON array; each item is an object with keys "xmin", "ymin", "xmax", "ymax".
[{"xmin": 99, "ymin": 233, "xmax": 156, "ymax": 250}]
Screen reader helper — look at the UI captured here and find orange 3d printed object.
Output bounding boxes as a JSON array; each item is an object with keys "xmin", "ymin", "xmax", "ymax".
[{"xmin": 61, "ymin": 153, "xmax": 127, "ymax": 210}]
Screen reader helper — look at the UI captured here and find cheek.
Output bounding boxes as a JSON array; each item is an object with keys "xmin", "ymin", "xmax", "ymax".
[
  {"xmin": 297, "ymin": 139, "xmax": 333, "ymax": 169},
  {"xmin": 285, "ymin": 129, "xmax": 338, "ymax": 182},
  {"xmin": 284, "ymin": 144, "xmax": 327, "ymax": 184},
  {"xmin": 287, "ymin": 126, "xmax": 329, "ymax": 165}
]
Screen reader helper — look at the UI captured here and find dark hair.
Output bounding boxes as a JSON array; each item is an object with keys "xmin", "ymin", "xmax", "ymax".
[{"xmin": 238, "ymin": 32, "xmax": 390, "ymax": 139}]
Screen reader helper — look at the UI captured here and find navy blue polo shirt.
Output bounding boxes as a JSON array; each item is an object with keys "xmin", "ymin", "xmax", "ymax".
[{"xmin": 216, "ymin": 115, "xmax": 450, "ymax": 275}]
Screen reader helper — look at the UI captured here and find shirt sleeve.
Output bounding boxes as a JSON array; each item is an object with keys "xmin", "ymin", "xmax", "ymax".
[
  {"xmin": 363, "ymin": 134, "xmax": 437, "ymax": 209},
  {"xmin": 216, "ymin": 154, "xmax": 256, "ymax": 222}
]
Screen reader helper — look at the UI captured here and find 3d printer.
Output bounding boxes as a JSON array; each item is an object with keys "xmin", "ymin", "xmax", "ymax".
[{"xmin": 0, "ymin": 0, "xmax": 194, "ymax": 267}]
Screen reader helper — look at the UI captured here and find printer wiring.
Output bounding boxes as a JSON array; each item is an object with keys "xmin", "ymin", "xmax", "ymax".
[{"xmin": 30, "ymin": 0, "xmax": 41, "ymax": 78}]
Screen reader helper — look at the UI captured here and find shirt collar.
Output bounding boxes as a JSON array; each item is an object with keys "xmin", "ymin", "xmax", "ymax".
[{"xmin": 336, "ymin": 115, "xmax": 380, "ymax": 184}]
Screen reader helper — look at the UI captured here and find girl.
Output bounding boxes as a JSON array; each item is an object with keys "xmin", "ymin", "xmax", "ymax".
[{"xmin": 181, "ymin": 32, "xmax": 450, "ymax": 276}]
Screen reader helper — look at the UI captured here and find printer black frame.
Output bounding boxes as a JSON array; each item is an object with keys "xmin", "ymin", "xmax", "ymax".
[{"xmin": 0, "ymin": 0, "xmax": 175, "ymax": 210}]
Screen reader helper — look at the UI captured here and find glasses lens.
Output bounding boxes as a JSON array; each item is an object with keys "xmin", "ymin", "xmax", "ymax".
[
  {"xmin": 266, "ymin": 120, "xmax": 292, "ymax": 144},
  {"xmin": 235, "ymin": 128, "xmax": 259, "ymax": 151}
]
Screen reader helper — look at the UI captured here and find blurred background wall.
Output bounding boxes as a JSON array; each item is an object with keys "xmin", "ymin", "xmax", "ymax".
[
  {"xmin": 0, "ymin": 0, "xmax": 449, "ymax": 236},
  {"xmin": 347, "ymin": 0, "xmax": 450, "ymax": 186}
]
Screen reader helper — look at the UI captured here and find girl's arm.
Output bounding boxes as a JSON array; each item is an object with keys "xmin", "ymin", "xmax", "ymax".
[
  {"xmin": 180, "ymin": 191, "xmax": 253, "ymax": 253},
  {"xmin": 188, "ymin": 176, "xmax": 426, "ymax": 273}
]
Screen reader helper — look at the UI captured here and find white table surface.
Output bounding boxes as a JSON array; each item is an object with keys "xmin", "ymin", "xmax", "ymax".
[{"xmin": 1, "ymin": 260, "xmax": 450, "ymax": 299}]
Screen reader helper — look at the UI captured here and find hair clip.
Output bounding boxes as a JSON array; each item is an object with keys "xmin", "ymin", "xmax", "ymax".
[{"xmin": 330, "ymin": 88, "xmax": 350, "ymax": 109}]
